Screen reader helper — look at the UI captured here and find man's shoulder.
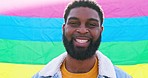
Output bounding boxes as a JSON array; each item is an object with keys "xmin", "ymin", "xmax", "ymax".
[
  {"xmin": 32, "ymin": 52, "xmax": 67, "ymax": 78},
  {"xmin": 32, "ymin": 73, "xmax": 40, "ymax": 78},
  {"xmin": 114, "ymin": 66, "xmax": 132, "ymax": 78}
]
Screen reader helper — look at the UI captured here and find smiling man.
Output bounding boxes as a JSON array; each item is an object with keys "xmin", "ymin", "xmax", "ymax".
[{"xmin": 33, "ymin": 0, "xmax": 132, "ymax": 78}]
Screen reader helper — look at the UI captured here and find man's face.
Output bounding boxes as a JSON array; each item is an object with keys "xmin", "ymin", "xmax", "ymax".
[{"xmin": 63, "ymin": 7, "xmax": 103, "ymax": 60}]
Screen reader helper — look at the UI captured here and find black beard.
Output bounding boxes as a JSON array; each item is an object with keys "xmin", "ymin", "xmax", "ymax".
[{"xmin": 63, "ymin": 34, "xmax": 101, "ymax": 60}]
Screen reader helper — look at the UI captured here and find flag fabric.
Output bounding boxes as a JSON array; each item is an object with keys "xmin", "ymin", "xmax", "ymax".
[{"xmin": 0, "ymin": 0, "xmax": 148, "ymax": 78}]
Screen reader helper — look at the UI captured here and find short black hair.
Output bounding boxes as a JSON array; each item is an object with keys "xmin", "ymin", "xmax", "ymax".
[{"xmin": 64, "ymin": 0, "xmax": 104, "ymax": 25}]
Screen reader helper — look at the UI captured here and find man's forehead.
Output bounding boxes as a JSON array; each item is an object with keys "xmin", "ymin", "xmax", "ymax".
[
  {"xmin": 67, "ymin": 16, "xmax": 99, "ymax": 22},
  {"xmin": 67, "ymin": 7, "xmax": 100, "ymax": 20},
  {"xmin": 70, "ymin": 7, "xmax": 97, "ymax": 14}
]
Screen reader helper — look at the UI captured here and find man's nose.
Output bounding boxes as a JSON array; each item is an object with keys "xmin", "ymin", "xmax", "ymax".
[{"xmin": 76, "ymin": 26, "xmax": 89, "ymax": 34}]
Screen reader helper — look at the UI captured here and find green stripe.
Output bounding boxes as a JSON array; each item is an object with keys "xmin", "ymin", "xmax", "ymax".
[
  {"xmin": 100, "ymin": 41, "xmax": 148, "ymax": 65},
  {"xmin": 0, "ymin": 39, "xmax": 65, "ymax": 64},
  {"xmin": 0, "ymin": 39, "xmax": 148, "ymax": 65}
]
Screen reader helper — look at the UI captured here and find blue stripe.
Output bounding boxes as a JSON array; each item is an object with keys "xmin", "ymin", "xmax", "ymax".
[{"xmin": 0, "ymin": 15, "xmax": 148, "ymax": 42}]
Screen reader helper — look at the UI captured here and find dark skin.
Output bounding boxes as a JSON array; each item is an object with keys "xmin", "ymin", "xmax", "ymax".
[{"xmin": 63, "ymin": 7, "xmax": 103, "ymax": 73}]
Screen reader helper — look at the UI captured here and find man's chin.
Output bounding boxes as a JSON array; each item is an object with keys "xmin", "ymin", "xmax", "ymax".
[{"xmin": 74, "ymin": 47, "xmax": 87, "ymax": 53}]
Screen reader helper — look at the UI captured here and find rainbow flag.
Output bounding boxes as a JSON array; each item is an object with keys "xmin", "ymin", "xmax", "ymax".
[{"xmin": 0, "ymin": 0, "xmax": 148, "ymax": 78}]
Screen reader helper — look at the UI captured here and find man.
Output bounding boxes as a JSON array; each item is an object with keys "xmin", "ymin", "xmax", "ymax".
[{"xmin": 33, "ymin": 0, "xmax": 132, "ymax": 78}]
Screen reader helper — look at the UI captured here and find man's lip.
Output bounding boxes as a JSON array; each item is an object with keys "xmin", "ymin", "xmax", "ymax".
[
  {"xmin": 75, "ymin": 39, "xmax": 89, "ymax": 43},
  {"xmin": 74, "ymin": 35, "xmax": 91, "ymax": 40},
  {"xmin": 74, "ymin": 36, "xmax": 90, "ymax": 42},
  {"xmin": 73, "ymin": 37, "xmax": 90, "ymax": 48}
]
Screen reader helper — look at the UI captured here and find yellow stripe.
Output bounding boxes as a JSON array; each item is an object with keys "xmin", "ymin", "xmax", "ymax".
[
  {"xmin": 117, "ymin": 64, "xmax": 148, "ymax": 78},
  {"xmin": 0, "ymin": 63, "xmax": 148, "ymax": 78},
  {"xmin": 0, "ymin": 63, "xmax": 44, "ymax": 78}
]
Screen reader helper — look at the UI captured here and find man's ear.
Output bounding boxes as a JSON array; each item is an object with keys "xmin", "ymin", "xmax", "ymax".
[
  {"xmin": 100, "ymin": 26, "xmax": 104, "ymax": 33},
  {"xmin": 62, "ymin": 24, "xmax": 65, "ymax": 32}
]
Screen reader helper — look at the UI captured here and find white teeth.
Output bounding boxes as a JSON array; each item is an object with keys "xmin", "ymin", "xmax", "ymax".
[{"xmin": 76, "ymin": 39, "xmax": 88, "ymax": 43}]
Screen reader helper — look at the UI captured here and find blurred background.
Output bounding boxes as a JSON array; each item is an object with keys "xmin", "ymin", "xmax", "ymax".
[{"xmin": 0, "ymin": 0, "xmax": 148, "ymax": 78}]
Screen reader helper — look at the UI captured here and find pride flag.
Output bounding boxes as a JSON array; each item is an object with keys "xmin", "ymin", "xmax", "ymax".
[{"xmin": 0, "ymin": 0, "xmax": 148, "ymax": 78}]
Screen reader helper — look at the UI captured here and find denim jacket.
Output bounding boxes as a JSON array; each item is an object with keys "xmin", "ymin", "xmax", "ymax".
[{"xmin": 33, "ymin": 51, "xmax": 132, "ymax": 78}]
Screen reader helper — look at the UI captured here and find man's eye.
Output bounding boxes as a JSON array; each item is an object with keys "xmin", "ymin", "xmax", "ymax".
[
  {"xmin": 90, "ymin": 23, "xmax": 96, "ymax": 26},
  {"xmin": 88, "ymin": 23, "xmax": 97, "ymax": 27},
  {"xmin": 68, "ymin": 22, "xmax": 79, "ymax": 27},
  {"xmin": 69, "ymin": 22, "xmax": 76, "ymax": 24}
]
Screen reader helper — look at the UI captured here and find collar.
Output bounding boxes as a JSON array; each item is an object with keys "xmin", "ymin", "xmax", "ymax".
[
  {"xmin": 39, "ymin": 51, "xmax": 116, "ymax": 78},
  {"xmin": 96, "ymin": 51, "xmax": 116, "ymax": 78},
  {"xmin": 39, "ymin": 52, "xmax": 67, "ymax": 76}
]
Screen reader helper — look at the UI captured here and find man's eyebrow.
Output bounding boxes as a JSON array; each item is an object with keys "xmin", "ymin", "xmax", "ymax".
[
  {"xmin": 88, "ymin": 18, "xmax": 99, "ymax": 22},
  {"xmin": 68, "ymin": 17, "xmax": 79, "ymax": 21}
]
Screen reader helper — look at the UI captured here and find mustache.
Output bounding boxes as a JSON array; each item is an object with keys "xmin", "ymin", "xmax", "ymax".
[{"xmin": 72, "ymin": 34, "xmax": 92, "ymax": 39}]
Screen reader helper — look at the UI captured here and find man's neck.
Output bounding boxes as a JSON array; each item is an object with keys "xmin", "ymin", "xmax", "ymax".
[{"xmin": 64, "ymin": 54, "xmax": 97, "ymax": 73}]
